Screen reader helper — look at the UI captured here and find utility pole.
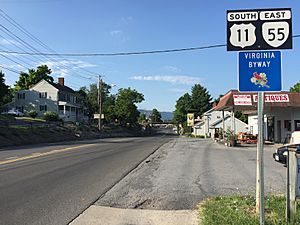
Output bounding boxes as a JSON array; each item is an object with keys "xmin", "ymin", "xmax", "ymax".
[{"xmin": 98, "ymin": 75, "xmax": 102, "ymax": 131}]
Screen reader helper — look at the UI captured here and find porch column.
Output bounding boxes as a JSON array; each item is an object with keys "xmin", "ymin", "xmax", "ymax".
[
  {"xmin": 222, "ymin": 110, "xmax": 225, "ymax": 132},
  {"xmin": 231, "ymin": 108, "xmax": 236, "ymax": 134},
  {"xmin": 291, "ymin": 108, "xmax": 295, "ymax": 132},
  {"xmin": 63, "ymin": 105, "xmax": 66, "ymax": 115}
]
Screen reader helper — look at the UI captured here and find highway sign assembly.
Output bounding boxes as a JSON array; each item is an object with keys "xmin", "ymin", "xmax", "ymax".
[
  {"xmin": 227, "ymin": 8, "xmax": 292, "ymax": 51},
  {"xmin": 227, "ymin": 7, "xmax": 292, "ymax": 225},
  {"xmin": 238, "ymin": 50, "xmax": 282, "ymax": 92}
]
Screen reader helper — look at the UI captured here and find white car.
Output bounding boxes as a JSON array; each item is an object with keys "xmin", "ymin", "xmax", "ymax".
[{"xmin": 1, "ymin": 109, "xmax": 24, "ymax": 116}]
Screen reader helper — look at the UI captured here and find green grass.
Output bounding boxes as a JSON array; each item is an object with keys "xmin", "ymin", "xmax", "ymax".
[
  {"xmin": 199, "ymin": 196, "xmax": 300, "ymax": 225},
  {"xmin": 0, "ymin": 114, "xmax": 16, "ymax": 121}
]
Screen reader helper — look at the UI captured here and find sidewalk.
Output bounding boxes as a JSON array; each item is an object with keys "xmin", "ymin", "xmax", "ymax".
[{"xmin": 70, "ymin": 206, "xmax": 198, "ymax": 225}]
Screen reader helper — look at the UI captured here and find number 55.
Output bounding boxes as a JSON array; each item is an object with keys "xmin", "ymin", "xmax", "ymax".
[{"xmin": 262, "ymin": 22, "xmax": 289, "ymax": 48}]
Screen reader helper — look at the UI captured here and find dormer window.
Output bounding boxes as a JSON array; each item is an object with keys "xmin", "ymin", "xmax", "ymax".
[
  {"xmin": 17, "ymin": 93, "xmax": 25, "ymax": 99},
  {"xmin": 39, "ymin": 92, "xmax": 47, "ymax": 98}
]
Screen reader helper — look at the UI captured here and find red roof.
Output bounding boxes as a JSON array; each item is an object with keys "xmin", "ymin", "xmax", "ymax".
[{"xmin": 214, "ymin": 90, "xmax": 300, "ymax": 112}]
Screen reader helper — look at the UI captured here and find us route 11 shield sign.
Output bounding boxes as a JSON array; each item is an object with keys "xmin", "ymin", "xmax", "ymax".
[
  {"xmin": 227, "ymin": 8, "xmax": 292, "ymax": 51},
  {"xmin": 238, "ymin": 51, "xmax": 282, "ymax": 92}
]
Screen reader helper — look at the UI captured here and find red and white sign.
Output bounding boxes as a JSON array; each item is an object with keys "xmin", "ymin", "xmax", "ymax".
[
  {"xmin": 233, "ymin": 95, "xmax": 252, "ymax": 105},
  {"xmin": 253, "ymin": 94, "xmax": 289, "ymax": 102}
]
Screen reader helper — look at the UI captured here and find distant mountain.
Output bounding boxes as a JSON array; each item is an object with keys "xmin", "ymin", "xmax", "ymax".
[{"xmin": 138, "ymin": 109, "xmax": 173, "ymax": 121}]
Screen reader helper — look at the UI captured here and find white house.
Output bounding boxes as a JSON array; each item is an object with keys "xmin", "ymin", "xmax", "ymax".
[
  {"xmin": 192, "ymin": 108, "xmax": 248, "ymax": 137},
  {"xmin": 4, "ymin": 78, "xmax": 85, "ymax": 122}
]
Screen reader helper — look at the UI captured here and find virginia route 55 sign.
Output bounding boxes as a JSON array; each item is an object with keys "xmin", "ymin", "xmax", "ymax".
[{"xmin": 227, "ymin": 8, "xmax": 292, "ymax": 51}]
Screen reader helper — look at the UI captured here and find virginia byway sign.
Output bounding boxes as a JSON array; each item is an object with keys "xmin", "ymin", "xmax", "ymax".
[{"xmin": 227, "ymin": 8, "xmax": 292, "ymax": 51}]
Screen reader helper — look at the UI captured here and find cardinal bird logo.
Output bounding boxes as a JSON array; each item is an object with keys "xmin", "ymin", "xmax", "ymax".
[{"xmin": 250, "ymin": 72, "xmax": 270, "ymax": 88}]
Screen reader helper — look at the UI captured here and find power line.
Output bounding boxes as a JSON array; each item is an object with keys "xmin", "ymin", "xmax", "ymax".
[
  {"xmin": 0, "ymin": 44, "xmax": 227, "ymax": 57},
  {"xmin": 0, "ymin": 9, "xmax": 98, "ymax": 77},
  {"xmin": 0, "ymin": 64, "xmax": 20, "ymax": 74},
  {"xmin": 0, "ymin": 17, "xmax": 96, "ymax": 81},
  {"xmin": 0, "ymin": 34, "xmax": 299, "ymax": 57}
]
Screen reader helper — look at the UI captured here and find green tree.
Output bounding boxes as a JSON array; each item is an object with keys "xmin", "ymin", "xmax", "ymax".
[
  {"xmin": 290, "ymin": 82, "xmax": 300, "ymax": 92},
  {"xmin": 191, "ymin": 84, "xmax": 212, "ymax": 118},
  {"xmin": 150, "ymin": 108, "xmax": 162, "ymax": 123},
  {"xmin": 234, "ymin": 110, "xmax": 248, "ymax": 124},
  {"xmin": 114, "ymin": 88, "xmax": 144, "ymax": 126},
  {"xmin": 15, "ymin": 65, "xmax": 53, "ymax": 90},
  {"xmin": 0, "ymin": 71, "xmax": 12, "ymax": 106},
  {"xmin": 173, "ymin": 93, "xmax": 192, "ymax": 123},
  {"xmin": 138, "ymin": 113, "xmax": 147, "ymax": 123},
  {"xmin": 77, "ymin": 82, "xmax": 113, "ymax": 120}
]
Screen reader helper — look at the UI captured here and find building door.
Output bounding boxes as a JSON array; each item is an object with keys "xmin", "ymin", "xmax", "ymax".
[
  {"xmin": 267, "ymin": 116, "xmax": 275, "ymax": 142},
  {"xmin": 277, "ymin": 120, "xmax": 281, "ymax": 143}
]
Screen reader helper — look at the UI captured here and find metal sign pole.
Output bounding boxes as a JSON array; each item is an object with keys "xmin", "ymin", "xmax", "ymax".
[
  {"xmin": 256, "ymin": 91, "xmax": 265, "ymax": 225},
  {"xmin": 286, "ymin": 147, "xmax": 290, "ymax": 223}
]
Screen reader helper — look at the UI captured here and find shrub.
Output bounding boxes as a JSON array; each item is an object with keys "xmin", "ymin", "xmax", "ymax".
[
  {"xmin": 28, "ymin": 110, "xmax": 38, "ymax": 118},
  {"xmin": 43, "ymin": 111, "xmax": 59, "ymax": 121}
]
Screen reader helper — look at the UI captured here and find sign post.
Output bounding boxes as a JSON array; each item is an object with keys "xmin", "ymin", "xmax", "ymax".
[
  {"xmin": 256, "ymin": 92, "xmax": 265, "ymax": 223},
  {"xmin": 227, "ymin": 7, "xmax": 292, "ymax": 225}
]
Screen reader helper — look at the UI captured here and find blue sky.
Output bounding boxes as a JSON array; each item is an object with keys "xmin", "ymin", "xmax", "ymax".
[{"xmin": 0, "ymin": 0, "xmax": 299, "ymax": 111}]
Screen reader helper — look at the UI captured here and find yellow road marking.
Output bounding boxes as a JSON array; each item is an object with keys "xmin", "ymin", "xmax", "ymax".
[{"xmin": 0, "ymin": 143, "xmax": 98, "ymax": 166}]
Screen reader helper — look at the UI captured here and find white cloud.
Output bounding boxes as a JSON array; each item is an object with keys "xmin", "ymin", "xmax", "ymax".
[
  {"xmin": 163, "ymin": 65, "xmax": 181, "ymax": 73},
  {"xmin": 110, "ymin": 30, "xmax": 123, "ymax": 36},
  {"xmin": 131, "ymin": 75, "xmax": 202, "ymax": 85},
  {"xmin": 39, "ymin": 59, "xmax": 97, "ymax": 77},
  {"xmin": 169, "ymin": 88, "xmax": 188, "ymax": 93},
  {"xmin": 0, "ymin": 38, "xmax": 20, "ymax": 46}
]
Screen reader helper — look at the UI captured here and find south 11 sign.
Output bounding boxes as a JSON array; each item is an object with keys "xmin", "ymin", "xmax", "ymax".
[{"xmin": 227, "ymin": 8, "xmax": 292, "ymax": 51}]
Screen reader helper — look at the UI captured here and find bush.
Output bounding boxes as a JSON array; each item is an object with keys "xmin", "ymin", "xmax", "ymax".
[
  {"xmin": 43, "ymin": 111, "xmax": 59, "ymax": 121},
  {"xmin": 28, "ymin": 110, "xmax": 38, "ymax": 118}
]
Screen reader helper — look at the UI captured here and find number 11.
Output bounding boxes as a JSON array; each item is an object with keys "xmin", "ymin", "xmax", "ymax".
[{"xmin": 237, "ymin": 29, "xmax": 249, "ymax": 42}]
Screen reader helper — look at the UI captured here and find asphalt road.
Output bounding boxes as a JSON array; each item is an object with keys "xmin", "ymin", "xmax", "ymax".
[
  {"xmin": 97, "ymin": 138, "xmax": 286, "ymax": 210},
  {"xmin": 0, "ymin": 135, "xmax": 173, "ymax": 225}
]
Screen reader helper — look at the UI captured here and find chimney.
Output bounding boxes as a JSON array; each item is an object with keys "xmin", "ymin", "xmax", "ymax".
[{"xmin": 58, "ymin": 77, "xmax": 64, "ymax": 86}]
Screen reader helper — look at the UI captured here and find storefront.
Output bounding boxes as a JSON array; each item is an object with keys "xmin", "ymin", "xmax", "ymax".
[{"xmin": 214, "ymin": 90, "xmax": 300, "ymax": 143}]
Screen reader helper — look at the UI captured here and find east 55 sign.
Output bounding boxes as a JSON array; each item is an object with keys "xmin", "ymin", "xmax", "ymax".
[{"xmin": 227, "ymin": 8, "xmax": 292, "ymax": 51}]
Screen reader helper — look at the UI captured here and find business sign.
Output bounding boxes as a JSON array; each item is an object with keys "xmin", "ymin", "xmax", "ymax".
[
  {"xmin": 239, "ymin": 50, "xmax": 282, "ymax": 92},
  {"xmin": 253, "ymin": 94, "xmax": 289, "ymax": 102},
  {"xmin": 94, "ymin": 114, "xmax": 100, "ymax": 119},
  {"xmin": 233, "ymin": 95, "xmax": 252, "ymax": 105},
  {"xmin": 187, "ymin": 113, "xmax": 194, "ymax": 126},
  {"xmin": 227, "ymin": 8, "xmax": 292, "ymax": 51}
]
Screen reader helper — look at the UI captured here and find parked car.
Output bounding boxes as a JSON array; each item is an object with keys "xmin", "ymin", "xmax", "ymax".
[
  {"xmin": 1, "ymin": 109, "xmax": 24, "ymax": 117},
  {"xmin": 273, "ymin": 131, "xmax": 300, "ymax": 165}
]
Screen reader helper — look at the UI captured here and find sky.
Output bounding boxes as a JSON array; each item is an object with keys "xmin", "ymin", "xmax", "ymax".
[{"xmin": 0, "ymin": 0, "xmax": 299, "ymax": 112}]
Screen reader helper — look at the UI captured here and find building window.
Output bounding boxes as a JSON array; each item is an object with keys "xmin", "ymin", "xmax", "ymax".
[
  {"xmin": 295, "ymin": 120, "xmax": 300, "ymax": 131},
  {"xmin": 17, "ymin": 93, "xmax": 25, "ymax": 99},
  {"xmin": 66, "ymin": 106, "xmax": 70, "ymax": 111},
  {"xmin": 39, "ymin": 92, "xmax": 47, "ymax": 98},
  {"xmin": 40, "ymin": 105, "xmax": 47, "ymax": 111}
]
